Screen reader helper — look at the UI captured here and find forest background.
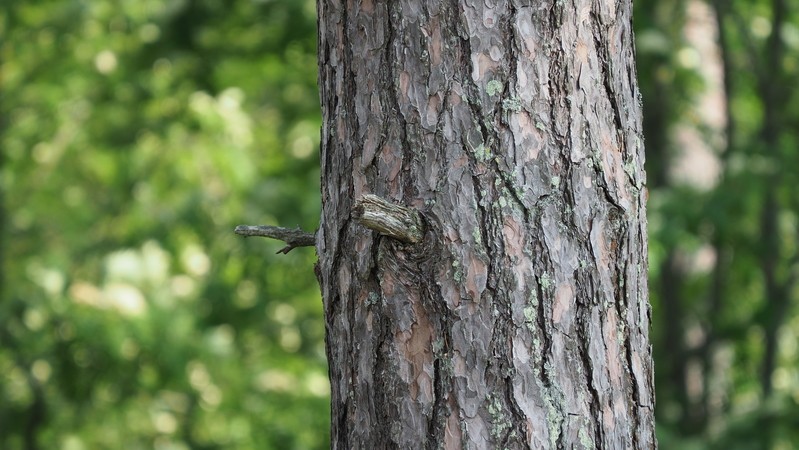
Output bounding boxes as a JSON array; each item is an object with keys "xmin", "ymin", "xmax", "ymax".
[{"xmin": 1, "ymin": 0, "xmax": 798, "ymax": 448}]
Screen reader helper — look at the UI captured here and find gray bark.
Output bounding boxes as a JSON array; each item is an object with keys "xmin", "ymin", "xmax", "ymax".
[{"xmin": 316, "ymin": 0, "xmax": 656, "ymax": 448}]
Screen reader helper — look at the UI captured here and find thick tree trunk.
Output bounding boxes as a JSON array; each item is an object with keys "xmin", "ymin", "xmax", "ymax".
[{"xmin": 316, "ymin": 0, "xmax": 655, "ymax": 448}]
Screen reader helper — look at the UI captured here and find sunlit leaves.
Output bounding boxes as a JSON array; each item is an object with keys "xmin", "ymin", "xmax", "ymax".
[{"xmin": 2, "ymin": 0, "xmax": 325, "ymax": 448}]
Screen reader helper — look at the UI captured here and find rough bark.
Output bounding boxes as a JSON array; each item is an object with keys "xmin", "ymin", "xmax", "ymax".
[{"xmin": 315, "ymin": 0, "xmax": 655, "ymax": 448}]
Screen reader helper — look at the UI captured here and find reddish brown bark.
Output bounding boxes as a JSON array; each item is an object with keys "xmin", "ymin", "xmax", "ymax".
[{"xmin": 316, "ymin": 0, "xmax": 656, "ymax": 448}]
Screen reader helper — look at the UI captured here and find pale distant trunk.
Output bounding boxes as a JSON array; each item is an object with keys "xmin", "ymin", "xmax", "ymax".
[{"xmin": 316, "ymin": 0, "xmax": 656, "ymax": 448}]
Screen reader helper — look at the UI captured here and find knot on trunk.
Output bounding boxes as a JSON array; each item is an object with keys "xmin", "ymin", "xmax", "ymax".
[{"xmin": 352, "ymin": 194, "xmax": 424, "ymax": 244}]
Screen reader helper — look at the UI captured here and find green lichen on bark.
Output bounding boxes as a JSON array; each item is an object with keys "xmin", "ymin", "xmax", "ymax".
[
  {"xmin": 523, "ymin": 305, "xmax": 537, "ymax": 334},
  {"xmin": 365, "ymin": 292, "xmax": 381, "ymax": 307},
  {"xmin": 488, "ymin": 394, "xmax": 512, "ymax": 439},
  {"xmin": 502, "ymin": 96, "xmax": 522, "ymax": 112},
  {"xmin": 579, "ymin": 427, "xmax": 595, "ymax": 449},
  {"xmin": 472, "ymin": 227, "xmax": 482, "ymax": 245},
  {"xmin": 486, "ymin": 79, "xmax": 503, "ymax": 96},
  {"xmin": 539, "ymin": 367, "xmax": 566, "ymax": 449},
  {"xmin": 452, "ymin": 260, "xmax": 463, "ymax": 282},
  {"xmin": 539, "ymin": 272, "xmax": 553, "ymax": 290},
  {"xmin": 473, "ymin": 143, "xmax": 491, "ymax": 162}
]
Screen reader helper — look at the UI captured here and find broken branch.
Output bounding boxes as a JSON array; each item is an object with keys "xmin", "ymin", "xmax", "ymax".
[
  {"xmin": 234, "ymin": 225, "xmax": 315, "ymax": 254},
  {"xmin": 352, "ymin": 194, "xmax": 424, "ymax": 244}
]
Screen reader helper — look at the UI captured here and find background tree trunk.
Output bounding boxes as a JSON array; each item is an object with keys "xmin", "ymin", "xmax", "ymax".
[{"xmin": 316, "ymin": 0, "xmax": 656, "ymax": 448}]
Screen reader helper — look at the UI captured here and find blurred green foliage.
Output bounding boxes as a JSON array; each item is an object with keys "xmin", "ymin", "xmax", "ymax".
[
  {"xmin": 1, "ymin": 0, "xmax": 327, "ymax": 448},
  {"xmin": 2, "ymin": 0, "xmax": 799, "ymax": 449},
  {"xmin": 637, "ymin": 0, "xmax": 799, "ymax": 448}
]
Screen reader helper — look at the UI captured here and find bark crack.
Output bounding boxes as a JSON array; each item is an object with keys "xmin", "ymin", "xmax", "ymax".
[
  {"xmin": 575, "ymin": 269, "xmax": 604, "ymax": 448},
  {"xmin": 427, "ymin": 357, "xmax": 444, "ymax": 450},
  {"xmin": 546, "ymin": 0, "xmax": 566, "ymax": 146},
  {"xmin": 383, "ymin": 1, "xmax": 414, "ymax": 203},
  {"xmin": 590, "ymin": 7, "xmax": 625, "ymax": 150},
  {"xmin": 617, "ymin": 248, "xmax": 643, "ymax": 449}
]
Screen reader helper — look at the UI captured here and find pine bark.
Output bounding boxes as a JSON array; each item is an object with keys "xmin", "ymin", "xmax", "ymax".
[{"xmin": 316, "ymin": 0, "xmax": 655, "ymax": 448}]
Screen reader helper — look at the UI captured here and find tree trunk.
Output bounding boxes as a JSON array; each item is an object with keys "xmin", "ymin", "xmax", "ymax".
[{"xmin": 315, "ymin": 0, "xmax": 656, "ymax": 448}]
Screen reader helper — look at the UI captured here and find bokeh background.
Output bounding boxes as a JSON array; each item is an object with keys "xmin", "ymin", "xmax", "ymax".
[{"xmin": 1, "ymin": 0, "xmax": 797, "ymax": 448}]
